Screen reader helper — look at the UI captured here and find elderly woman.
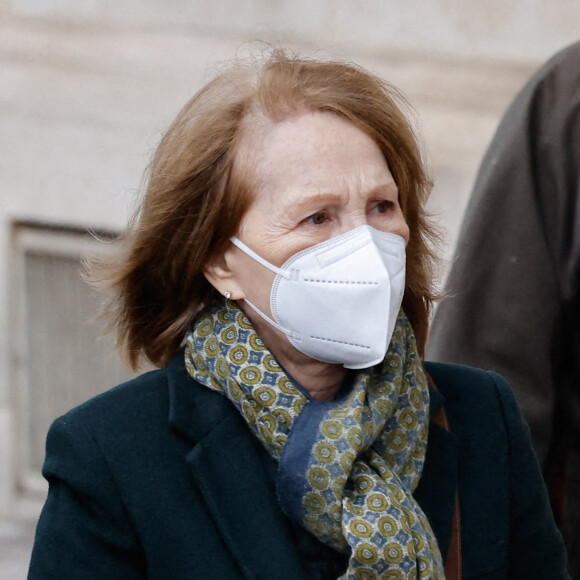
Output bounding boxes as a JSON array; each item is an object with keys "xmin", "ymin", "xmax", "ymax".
[{"xmin": 29, "ymin": 52, "xmax": 568, "ymax": 579}]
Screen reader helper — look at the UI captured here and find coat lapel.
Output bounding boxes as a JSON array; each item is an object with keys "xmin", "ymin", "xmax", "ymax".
[
  {"xmin": 414, "ymin": 384, "xmax": 460, "ymax": 563},
  {"xmin": 167, "ymin": 353, "xmax": 305, "ymax": 580}
]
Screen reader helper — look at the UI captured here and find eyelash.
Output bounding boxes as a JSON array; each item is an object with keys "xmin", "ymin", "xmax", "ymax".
[
  {"xmin": 304, "ymin": 201, "xmax": 395, "ymax": 226},
  {"xmin": 307, "ymin": 212, "xmax": 329, "ymax": 225},
  {"xmin": 373, "ymin": 200, "xmax": 394, "ymax": 213}
]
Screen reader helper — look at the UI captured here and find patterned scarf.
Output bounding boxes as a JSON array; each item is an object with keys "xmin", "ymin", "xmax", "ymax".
[{"xmin": 184, "ymin": 301, "xmax": 444, "ymax": 579}]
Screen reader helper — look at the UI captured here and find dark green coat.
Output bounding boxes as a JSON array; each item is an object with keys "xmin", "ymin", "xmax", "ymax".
[{"xmin": 28, "ymin": 354, "xmax": 569, "ymax": 579}]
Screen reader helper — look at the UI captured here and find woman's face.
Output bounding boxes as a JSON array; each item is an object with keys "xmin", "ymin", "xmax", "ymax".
[{"xmin": 207, "ymin": 109, "xmax": 409, "ymax": 329}]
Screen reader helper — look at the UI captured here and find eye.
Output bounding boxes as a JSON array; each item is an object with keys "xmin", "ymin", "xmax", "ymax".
[
  {"xmin": 371, "ymin": 200, "xmax": 394, "ymax": 214},
  {"xmin": 306, "ymin": 212, "xmax": 329, "ymax": 225}
]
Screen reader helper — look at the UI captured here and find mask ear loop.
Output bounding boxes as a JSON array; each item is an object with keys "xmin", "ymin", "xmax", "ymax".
[
  {"xmin": 242, "ymin": 298, "xmax": 298, "ymax": 338},
  {"xmin": 229, "ymin": 237, "xmax": 298, "ymax": 338},
  {"xmin": 230, "ymin": 237, "xmax": 289, "ymax": 278}
]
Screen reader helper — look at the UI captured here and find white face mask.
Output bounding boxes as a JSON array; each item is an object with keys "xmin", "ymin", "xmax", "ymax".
[{"xmin": 230, "ymin": 225, "xmax": 406, "ymax": 370}]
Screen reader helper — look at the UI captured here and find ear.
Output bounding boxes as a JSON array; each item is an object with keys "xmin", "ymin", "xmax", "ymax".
[{"xmin": 203, "ymin": 246, "xmax": 245, "ymax": 300}]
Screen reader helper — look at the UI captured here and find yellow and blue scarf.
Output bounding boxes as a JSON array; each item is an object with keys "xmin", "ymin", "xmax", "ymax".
[{"xmin": 184, "ymin": 301, "xmax": 443, "ymax": 579}]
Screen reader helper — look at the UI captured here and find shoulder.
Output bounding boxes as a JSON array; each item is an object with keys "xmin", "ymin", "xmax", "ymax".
[
  {"xmin": 424, "ymin": 364, "xmax": 568, "ymax": 574},
  {"xmin": 537, "ymin": 40, "xmax": 580, "ymax": 84},
  {"xmin": 424, "ymin": 360, "xmax": 512, "ymax": 400},
  {"xmin": 40, "ymin": 362, "xmax": 213, "ymax": 508},
  {"xmin": 424, "ymin": 361, "xmax": 522, "ymax": 436},
  {"xmin": 54, "ymin": 367, "xmax": 171, "ymax": 435},
  {"xmin": 44, "ymin": 367, "xmax": 178, "ymax": 476}
]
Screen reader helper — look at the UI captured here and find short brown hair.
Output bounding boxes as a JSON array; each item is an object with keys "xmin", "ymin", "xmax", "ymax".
[{"xmin": 91, "ymin": 49, "xmax": 439, "ymax": 369}]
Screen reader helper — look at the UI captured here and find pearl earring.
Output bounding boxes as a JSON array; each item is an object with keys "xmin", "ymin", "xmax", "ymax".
[{"xmin": 225, "ymin": 291, "xmax": 232, "ymax": 299}]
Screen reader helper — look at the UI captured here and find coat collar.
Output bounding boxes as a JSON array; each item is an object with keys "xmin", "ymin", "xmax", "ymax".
[
  {"xmin": 167, "ymin": 352, "xmax": 459, "ymax": 572},
  {"xmin": 167, "ymin": 351, "xmax": 232, "ymax": 441},
  {"xmin": 167, "ymin": 351, "xmax": 305, "ymax": 579}
]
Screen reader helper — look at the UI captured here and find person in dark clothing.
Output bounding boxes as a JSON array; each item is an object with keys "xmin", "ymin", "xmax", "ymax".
[
  {"xmin": 428, "ymin": 41, "xmax": 580, "ymax": 576},
  {"xmin": 29, "ymin": 50, "xmax": 569, "ymax": 579}
]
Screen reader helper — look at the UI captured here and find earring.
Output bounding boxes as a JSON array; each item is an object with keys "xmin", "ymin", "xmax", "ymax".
[{"xmin": 225, "ymin": 291, "xmax": 232, "ymax": 299}]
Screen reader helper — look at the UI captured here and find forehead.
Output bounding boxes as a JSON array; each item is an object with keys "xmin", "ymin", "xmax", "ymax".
[{"xmin": 236, "ymin": 110, "xmax": 393, "ymax": 203}]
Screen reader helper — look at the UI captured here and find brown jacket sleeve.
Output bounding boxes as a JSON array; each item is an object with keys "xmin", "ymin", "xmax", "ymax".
[{"xmin": 427, "ymin": 41, "xmax": 580, "ymax": 576}]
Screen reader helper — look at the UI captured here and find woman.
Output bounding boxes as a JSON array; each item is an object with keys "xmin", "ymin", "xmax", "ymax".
[{"xmin": 28, "ymin": 51, "xmax": 569, "ymax": 579}]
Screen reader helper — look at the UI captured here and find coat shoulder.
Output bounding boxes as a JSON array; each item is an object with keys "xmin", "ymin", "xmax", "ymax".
[
  {"xmin": 422, "ymin": 362, "xmax": 570, "ymax": 577},
  {"xmin": 424, "ymin": 360, "xmax": 516, "ymax": 425},
  {"xmin": 424, "ymin": 360, "xmax": 508, "ymax": 392},
  {"xmin": 55, "ymin": 368, "xmax": 170, "ymax": 433}
]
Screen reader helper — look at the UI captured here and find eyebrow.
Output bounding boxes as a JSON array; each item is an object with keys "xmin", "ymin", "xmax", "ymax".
[
  {"xmin": 281, "ymin": 183, "xmax": 398, "ymax": 213},
  {"xmin": 283, "ymin": 191, "xmax": 343, "ymax": 209},
  {"xmin": 278, "ymin": 191, "xmax": 343, "ymax": 220}
]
